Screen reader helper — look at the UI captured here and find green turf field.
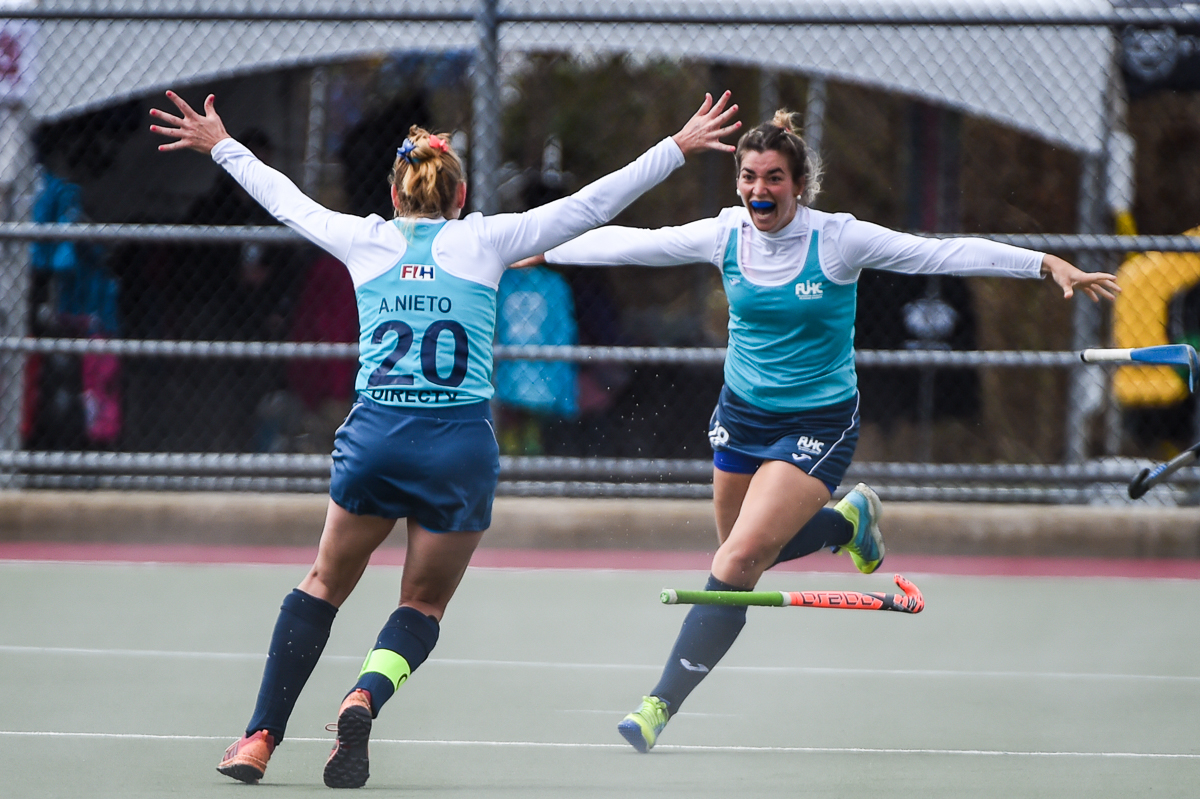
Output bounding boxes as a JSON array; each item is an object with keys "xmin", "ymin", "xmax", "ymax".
[{"xmin": 2, "ymin": 560, "xmax": 1198, "ymax": 797}]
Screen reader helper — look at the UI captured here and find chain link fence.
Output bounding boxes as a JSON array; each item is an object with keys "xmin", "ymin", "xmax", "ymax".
[{"xmin": 2, "ymin": 1, "xmax": 1200, "ymax": 503}]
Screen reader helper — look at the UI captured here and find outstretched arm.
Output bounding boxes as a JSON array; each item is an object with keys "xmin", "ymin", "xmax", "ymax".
[
  {"xmin": 150, "ymin": 91, "xmax": 365, "ymax": 269},
  {"xmin": 481, "ymin": 92, "xmax": 740, "ymax": 265},
  {"xmin": 514, "ymin": 214, "xmax": 727, "ymax": 269},
  {"xmin": 1040, "ymin": 254, "xmax": 1121, "ymax": 302},
  {"xmin": 831, "ymin": 218, "xmax": 1121, "ymax": 303}
]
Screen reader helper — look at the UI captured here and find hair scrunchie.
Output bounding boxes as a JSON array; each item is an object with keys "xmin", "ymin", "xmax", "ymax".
[
  {"xmin": 427, "ymin": 134, "xmax": 449, "ymax": 153},
  {"xmin": 397, "ymin": 138, "xmax": 419, "ymax": 164}
]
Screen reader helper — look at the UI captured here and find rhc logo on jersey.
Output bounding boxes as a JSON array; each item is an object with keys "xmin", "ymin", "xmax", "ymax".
[
  {"xmin": 794, "ymin": 280, "xmax": 823, "ymax": 300},
  {"xmin": 399, "ymin": 264, "xmax": 435, "ymax": 280},
  {"xmin": 796, "ymin": 435, "xmax": 824, "ymax": 455}
]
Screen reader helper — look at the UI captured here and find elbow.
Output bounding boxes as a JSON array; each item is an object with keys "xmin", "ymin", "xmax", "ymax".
[{"xmin": 571, "ymin": 203, "xmax": 610, "ymax": 232}]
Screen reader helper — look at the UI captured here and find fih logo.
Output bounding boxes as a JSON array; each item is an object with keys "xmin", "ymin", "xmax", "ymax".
[
  {"xmin": 796, "ymin": 435, "xmax": 825, "ymax": 454},
  {"xmin": 794, "ymin": 280, "xmax": 823, "ymax": 300},
  {"xmin": 399, "ymin": 264, "xmax": 436, "ymax": 280}
]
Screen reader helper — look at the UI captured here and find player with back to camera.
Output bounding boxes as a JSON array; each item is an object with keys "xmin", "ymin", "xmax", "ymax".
[
  {"xmin": 521, "ymin": 109, "xmax": 1121, "ymax": 752},
  {"xmin": 149, "ymin": 89, "xmax": 741, "ymax": 787}
]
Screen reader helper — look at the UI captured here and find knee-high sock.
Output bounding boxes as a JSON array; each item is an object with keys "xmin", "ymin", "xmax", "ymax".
[
  {"xmin": 353, "ymin": 606, "xmax": 440, "ymax": 717},
  {"xmin": 650, "ymin": 574, "xmax": 748, "ymax": 714},
  {"xmin": 772, "ymin": 507, "xmax": 853, "ymax": 567},
  {"xmin": 246, "ymin": 588, "xmax": 338, "ymax": 742}
]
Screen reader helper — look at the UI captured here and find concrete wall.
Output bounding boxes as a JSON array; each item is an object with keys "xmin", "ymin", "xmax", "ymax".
[{"xmin": 2, "ymin": 491, "xmax": 1198, "ymax": 558}]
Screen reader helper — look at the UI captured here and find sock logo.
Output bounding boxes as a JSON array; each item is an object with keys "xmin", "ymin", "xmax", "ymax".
[{"xmin": 679, "ymin": 658, "xmax": 710, "ymax": 673}]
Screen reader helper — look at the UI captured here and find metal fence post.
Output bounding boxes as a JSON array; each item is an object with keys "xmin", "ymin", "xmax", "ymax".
[
  {"xmin": 804, "ymin": 76, "xmax": 827, "ymax": 166},
  {"xmin": 470, "ymin": 0, "xmax": 500, "ymax": 215},
  {"xmin": 1066, "ymin": 47, "xmax": 1120, "ymax": 465},
  {"xmin": 0, "ymin": 103, "xmax": 32, "ymax": 473},
  {"xmin": 1066, "ymin": 152, "xmax": 1106, "ymax": 464},
  {"xmin": 302, "ymin": 66, "xmax": 328, "ymax": 196},
  {"xmin": 759, "ymin": 69, "xmax": 779, "ymax": 123}
]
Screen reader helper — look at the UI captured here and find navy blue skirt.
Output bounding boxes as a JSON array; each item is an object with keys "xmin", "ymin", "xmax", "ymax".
[
  {"xmin": 329, "ymin": 396, "xmax": 500, "ymax": 532},
  {"xmin": 707, "ymin": 385, "xmax": 860, "ymax": 493}
]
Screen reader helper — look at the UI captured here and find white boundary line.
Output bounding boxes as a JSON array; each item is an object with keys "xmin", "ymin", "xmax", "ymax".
[
  {"xmin": 0, "ymin": 730, "xmax": 1196, "ymax": 759},
  {"xmin": 2, "ymin": 644, "xmax": 1197, "ymax": 683}
]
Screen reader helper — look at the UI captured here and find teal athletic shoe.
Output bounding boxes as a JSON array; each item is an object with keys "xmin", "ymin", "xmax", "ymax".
[
  {"xmin": 617, "ymin": 696, "xmax": 670, "ymax": 753},
  {"xmin": 833, "ymin": 483, "xmax": 885, "ymax": 574}
]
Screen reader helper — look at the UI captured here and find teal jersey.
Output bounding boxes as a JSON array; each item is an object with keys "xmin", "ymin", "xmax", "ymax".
[
  {"xmin": 720, "ymin": 223, "xmax": 857, "ymax": 412},
  {"xmin": 355, "ymin": 221, "xmax": 498, "ymax": 407}
]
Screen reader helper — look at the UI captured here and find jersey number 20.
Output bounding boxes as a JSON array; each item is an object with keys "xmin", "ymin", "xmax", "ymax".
[{"xmin": 367, "ymin": 319, "xmax": 469, "ymax": 387}]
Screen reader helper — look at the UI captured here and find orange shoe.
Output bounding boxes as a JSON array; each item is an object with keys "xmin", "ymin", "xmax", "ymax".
[
  {"xmin": 216, "ymin": 729, "xmax": 276, "ymax": 784},
  {"xmin": 323, "ymin": 689, "xmax": 373, "ymax": 789}
]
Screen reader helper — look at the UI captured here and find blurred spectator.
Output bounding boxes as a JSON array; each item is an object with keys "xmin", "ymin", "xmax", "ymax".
[
  {"xmin": 255, "ymin": 252, "xmax": 359, "ymax": 453},
  {"xmin": 338, "ymin": 93, "xmax": 432, "ymax": 217},
  {"xmin": 174, "ymin": 128, "xmax": 301, "ymax": 451},
  {"xmin": 27, "ymin": 149, "xmax": 121, "ymax": 449},
  {"xmin": 570, "ymin": 268, "xmax": 631, "ymax": 415},
  {"xmin": 494, "ymin": 175, "xmax": 582, "ymax": 455},
  {"xmin": 494, "ymin": 262, "xmax": 580, "ymax": 454},
  {"xmin": 181, "ymin": 127, "xmax": 298, "ymax": 341}
]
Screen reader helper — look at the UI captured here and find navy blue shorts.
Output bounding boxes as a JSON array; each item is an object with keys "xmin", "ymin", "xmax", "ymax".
[
  {"xmin": 707, "ymin": 385, "xmax": 860, "ymax": 493},
  {"xmin": 329, "ymin": 396, "xmax": 500, "ymax": 532}
]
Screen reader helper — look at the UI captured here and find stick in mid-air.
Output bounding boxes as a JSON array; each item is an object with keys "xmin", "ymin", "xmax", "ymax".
[{"xmin": 1080, "ymin": 344, "xmax": 1200, "ymax": 497}]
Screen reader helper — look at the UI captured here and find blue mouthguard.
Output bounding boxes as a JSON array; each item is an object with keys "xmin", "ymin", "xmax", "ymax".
[{"xmin": 749, "ymin": 201, "xmax": 775, "ymax": 210}]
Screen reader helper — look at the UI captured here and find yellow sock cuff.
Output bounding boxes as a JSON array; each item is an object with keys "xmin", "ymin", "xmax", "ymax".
[{"xmin": 359, "ymin": 648, "xmax": 412, "ymax": 692}]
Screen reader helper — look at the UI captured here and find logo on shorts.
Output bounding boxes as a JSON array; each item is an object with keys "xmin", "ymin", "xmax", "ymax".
[
  {"xmin": 708, "ymin": 422, "xmax": 729, "ymax": 447},
  {"xmin": 796, "ymin": 436, "xmax": 825, "ymax": 455},
  {"xmin": 399, "ymin": 263, "xmax": 435, "ymax": 280}
]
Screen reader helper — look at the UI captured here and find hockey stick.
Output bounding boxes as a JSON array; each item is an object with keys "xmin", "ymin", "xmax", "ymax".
[
  {"xmin": 1080, "ymin": 344, "xmax": 1200, "ymax": 392},
  {"xmin": 1128, "ymin": 440, "xmax": 1200, "ymax": 499},
  {"xmin": 660, "ymin": 573, "xmax": 923, "ymax": 614}
]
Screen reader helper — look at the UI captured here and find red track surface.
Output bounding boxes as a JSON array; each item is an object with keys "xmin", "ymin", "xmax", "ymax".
[{"xmin": 2, "ymin": 541, "xmax": 1199, "ymax": 578}]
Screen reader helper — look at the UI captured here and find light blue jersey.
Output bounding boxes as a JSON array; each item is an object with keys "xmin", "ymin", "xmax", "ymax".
[
  {"xmin": 720, "ymin": 223, "xmax": 857, "ymax": 412},
  {"xmin": 355, "ymin": 221, "xmax": 497, "ymax": 407}
]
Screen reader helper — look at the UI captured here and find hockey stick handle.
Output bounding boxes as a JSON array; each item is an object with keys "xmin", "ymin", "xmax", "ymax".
[
  {"xmin": 1080, "ymin": 345, "xmax": 1194, "ymax": 365},
  {"xmin": 1081, "ymin": 344, "xmax": 1198, "ymax": 392},
  {"xmin": 1080, "ymin": 348, "xmax": 1136, "ymax": 363},
  {"xmin": 660, "ymin": 574, "xmax": 924, "ymax": 614}
]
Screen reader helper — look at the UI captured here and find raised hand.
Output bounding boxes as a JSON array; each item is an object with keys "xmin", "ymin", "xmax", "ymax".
[
  {"xmin": 149, "ymin": 91, "xmax": 231, "ymax": 155},
  {"xmin": 671, "ymin": 91, "xmax": 741, "ymax": 157},
  {"xmin": 1041, "ymin": 254, "xmax": 1122, "ymax": 302}
]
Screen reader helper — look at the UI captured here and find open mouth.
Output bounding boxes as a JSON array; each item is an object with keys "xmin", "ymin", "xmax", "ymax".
[{"xmin": 749, "ymin": 200, "xmax": 776, "ymax": 212}]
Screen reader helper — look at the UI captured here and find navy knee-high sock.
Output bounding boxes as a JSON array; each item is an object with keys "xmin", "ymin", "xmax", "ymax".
[
  {"xmin": 771, "ymin": 507, "xmax": 853, "ymax": 567},
  {"xmin": 246, "ymin": 588, "xmax": 338, "ymax": 742},
  {"xmin": 650, "ymin": 574, "xmax": 748, "ymax": 714},
  {"xmin": 353, "ymin": 606, "xmax": 440, "ymax": 717}
]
